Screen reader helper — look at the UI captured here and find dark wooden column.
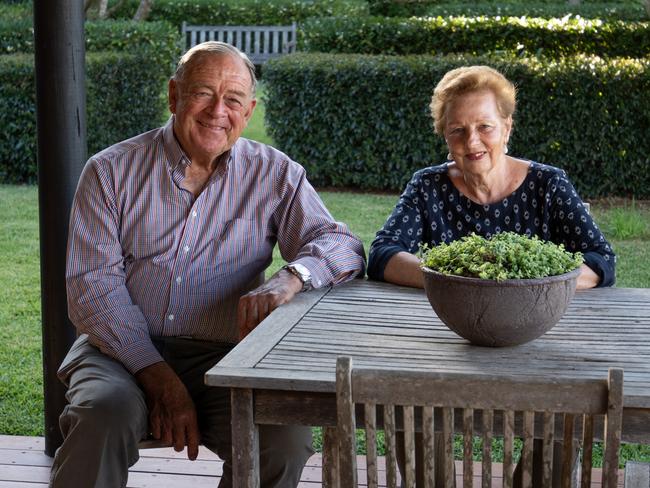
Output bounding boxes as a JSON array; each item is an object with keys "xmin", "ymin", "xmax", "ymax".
[{"xmin": 33, "ymin": 0, "xmax": 87, "ymax": 456}]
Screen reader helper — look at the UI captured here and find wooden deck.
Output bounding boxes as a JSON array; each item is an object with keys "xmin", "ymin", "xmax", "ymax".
[{"xmin": 0, "ymin": 434, "xmax": 622, "ymax": 487}]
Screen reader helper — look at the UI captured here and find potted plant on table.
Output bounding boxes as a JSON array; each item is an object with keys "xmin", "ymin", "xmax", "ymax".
[{"xmin": 420, "ymin": 232, "xmax": 583, "ymax": 347}]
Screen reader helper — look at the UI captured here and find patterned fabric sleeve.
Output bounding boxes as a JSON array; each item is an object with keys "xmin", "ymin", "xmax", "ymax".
[
  {"xmin": 368, "ymin": 172, "xmax": 426, "ymax": 281},
  {"xmin": 545, "ymin": 171, "xmax": 616, "ymax": 287},
  {"xmin": 66, "ymin": 158, "xmax": 164, "ymax": 374},
  {"xmin": 273, "ymin": 160, "xmax": 366, "ymax": 288}
]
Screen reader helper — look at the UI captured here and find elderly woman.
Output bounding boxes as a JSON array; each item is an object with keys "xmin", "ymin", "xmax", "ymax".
[{"xmin": 368, "ymin": 65, "xmax": 615, "ymax": 289}]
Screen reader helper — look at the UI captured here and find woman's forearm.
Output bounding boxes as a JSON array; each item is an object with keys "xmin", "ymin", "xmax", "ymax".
[
  {"xmin": 576, "ymin": 263, "xmax": 600, "ymax": 289},
  {"xmin": 383, "ymin": 252, "xmax": 425, "ymax": 288}
]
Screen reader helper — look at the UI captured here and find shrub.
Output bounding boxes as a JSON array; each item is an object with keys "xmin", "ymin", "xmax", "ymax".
[
  {"xmin": 0, "ymin": 54, "xmax": 35, "ymax": 183},
  {"xmin": 0, "ymin": 18, "xmax": 32, "ymax": 53},
  {"xmin": 0, "ymin": 49, "xmax": 171, "ymax": 183},
  {"xmin": 366, "ymin": 0, "xmax": 649, "ymax": 20},
  {"xmin": 85, "ymin": 20, "xmax": 180, "ymax": 71},
  {"xmin": 263, "ymin": 53, "xmax": 650, "ymax": 198},
  {"xmin": 0, "ymin": 1, "xmax": 31, "ymax": 21},
  {"xmin": 110, "ymin": 0, "xmax": 368, "ymax": 26},
  {"xmin": 301, "ymin": 15, "xmax": 650, "ymax": 58},
  {"xmin": 0, "ymin": 19, "xmax": 179, "ymax": 59}
]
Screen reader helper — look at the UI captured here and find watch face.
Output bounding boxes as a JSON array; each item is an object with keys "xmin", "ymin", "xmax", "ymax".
[{"xmin": 286, "ymin": 264, "xmax": 312, "ymax": 290}]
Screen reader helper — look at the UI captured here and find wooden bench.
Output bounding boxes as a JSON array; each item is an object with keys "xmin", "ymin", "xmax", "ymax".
[{"xmin": 181, "ymin": 22, "xmax": 297, "ymax": 64}]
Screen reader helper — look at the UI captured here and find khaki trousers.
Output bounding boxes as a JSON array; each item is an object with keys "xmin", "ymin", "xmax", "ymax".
[{"xmin": 49, "ymin": 335, "xmax": 314, "ymax": 488}]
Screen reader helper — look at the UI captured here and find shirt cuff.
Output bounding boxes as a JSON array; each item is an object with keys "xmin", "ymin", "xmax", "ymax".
[
  {"xmin": 367, "ymin": 244, "xmax": 406, "ymax": 282},
  {"xmin": 583, "ymin": 251, "xmax": 616, "ymax": 288},
  {"xmin": 113, "ymin": 338, "xmax": 165, "ymax": 374},
  {"xmin": 289, "ymin": 256, "xmax": 330, "ymax": 289}
]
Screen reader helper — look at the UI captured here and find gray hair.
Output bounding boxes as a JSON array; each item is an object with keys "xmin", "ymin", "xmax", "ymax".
[{"xmin": 173, "ymin": 41, "xmax": 257, "ymax": 96}]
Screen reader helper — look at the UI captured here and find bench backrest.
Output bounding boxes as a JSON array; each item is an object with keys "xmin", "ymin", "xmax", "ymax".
[{"xmin": 181, "ymin": 22, "xmax": 297, "ymax": 65}]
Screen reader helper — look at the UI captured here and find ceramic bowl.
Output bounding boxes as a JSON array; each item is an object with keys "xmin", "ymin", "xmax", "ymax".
[{"xmin": 421, "ymin": 267, "xmax": 581, "ymax": 346}]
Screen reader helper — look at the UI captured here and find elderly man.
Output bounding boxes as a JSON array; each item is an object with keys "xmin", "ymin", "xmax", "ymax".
[{"xmin": 49, "ymin": 42, "xmax": 365, "ymax": 488}]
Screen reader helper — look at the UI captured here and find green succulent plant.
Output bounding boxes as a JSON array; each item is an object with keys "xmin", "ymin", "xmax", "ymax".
[{"xmin": 420, "ymin": 232, "xmax": 583, "ymax": 281}]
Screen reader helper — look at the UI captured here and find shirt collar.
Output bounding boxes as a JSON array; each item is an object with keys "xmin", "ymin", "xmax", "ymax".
[{"xmin": 162, "ymin": 116, "xmax": 189, "ymax": 172}]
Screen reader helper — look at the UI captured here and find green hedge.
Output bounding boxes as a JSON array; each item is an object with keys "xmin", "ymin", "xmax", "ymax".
[
  {"xmin": 0, "ymin": 54, "xmax": 35, "ymax": 183},
  {"xmin": 110, "ymin": 0, "xmax": 368, "ymax": 26},
  {"xmin": 301, "ymin": 16, "xmax": 650, "ymax": 58},
  {"xmin": 0, "ymin": 2, "xmax": 30, "ymax": 21},
  {"xmin": 0, "ymin": 19, "xmax": 179, "ymax": 58},
  {"xmin": 263, "ymin": 53, "xmax": 650, "ymax": 198},
  {"xmin": 0, "ymin": 49, "xmax": 171, "ymax": 183},
  {"xmin": 374, "ymin": 3, "xmax": 650, "ymax": 21},
  {"xmin": 366, "ymin": 0, "xmax": 648, "ymax": 20}
]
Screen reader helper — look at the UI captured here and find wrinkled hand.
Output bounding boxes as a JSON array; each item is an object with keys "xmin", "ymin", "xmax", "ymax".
[
  {"xmin": 136, "ymin": 362, "xmax": 200, "ymax": 460},
  {"xmin": 238, "ymin": 268, "xmax": 303, "ymax": 340}
]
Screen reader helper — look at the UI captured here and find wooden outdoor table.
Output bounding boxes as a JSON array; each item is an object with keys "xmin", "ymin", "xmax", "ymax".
[{"xmin": 204, "ymin": 279, "xmax": 650, "ymax": 487}]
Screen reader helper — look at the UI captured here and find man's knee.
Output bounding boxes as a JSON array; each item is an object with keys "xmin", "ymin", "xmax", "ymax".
[{"xmin": 63, "ymin": 376, "xmax": 147, "ymax": 438}]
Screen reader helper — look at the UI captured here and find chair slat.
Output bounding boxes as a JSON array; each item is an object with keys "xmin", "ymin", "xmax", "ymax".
[
  {"xmin": 423, "ymin": 405, "xmax": 436, "ymax": 488},
  {"xmin": 384, "ymin": 404, "xmax": 398, "ymax": 488},
  {"xmin": 522, "ymin": 411, "xmax": 535, "ymax": 488},
  {"xmin": 365, "ymin": 403, "xmax": 378, "ymax": 488},
  {"xmin": 602, "ymin": 368, "xmax": 624, "ymax": 488},
  {"xmin": 542, "ymin": 411, "xmax": 555, "ymax": 488},
  {"xmin": 442, "ymin": 407, "xmax": 455, "ymax": 488},
  {"xmin": 503, "ymin": 410, "xmax": 515, "ymax": 488},
  {"xmin": 263, "ymin": 30, "xmax": 270, "ymax": 54},
  {"xmin": 482, "ymin": 409, "xmax": 493, "ymax": 488},
  {"xmin": 561, "ymin": 413, "xmax": 576, "ymax": 488},
  {"xmin": 403, "ymin": 405, "xmax": 416, "ymax": 488},
  {"xmin": 463, "ymin": 408, "xmax": 474, "ymax": 488},
  {"xmin": 581, "ymin": 414, "xmax": 595, "ymax": 488},
  {"xmin": 322, "ymin": 427, "xmax": 339, "ymax": 488}
]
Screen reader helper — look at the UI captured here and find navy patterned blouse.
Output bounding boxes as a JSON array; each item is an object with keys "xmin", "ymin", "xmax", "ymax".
[{"xmin": 368, "ymin": 161, "xmax": 616, "ymax": 287}]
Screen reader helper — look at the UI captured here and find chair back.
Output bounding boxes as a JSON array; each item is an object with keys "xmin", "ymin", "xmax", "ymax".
[{"xmin": 335, "ymin": 356, "xmax": 623, "ymax": 488}]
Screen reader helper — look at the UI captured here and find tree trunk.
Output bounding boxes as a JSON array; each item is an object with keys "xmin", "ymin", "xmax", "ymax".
[
  {"xmin": 133, "ymin": 0, "xmax": 153, "ymax": 21},
  {"xmin": 98, "ymin": 0, "xmax": 108, "ymax": 19}
]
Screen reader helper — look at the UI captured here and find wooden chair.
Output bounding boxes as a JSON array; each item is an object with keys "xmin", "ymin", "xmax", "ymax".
[{"xmin": 335, "ymin": 356, "xmax": 623, "ymax": 488}]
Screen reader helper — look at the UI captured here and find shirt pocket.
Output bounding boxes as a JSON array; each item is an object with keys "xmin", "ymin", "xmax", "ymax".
[{"xmin": 203, "ymin": 218, "xmax": 273, "ymax": 279}]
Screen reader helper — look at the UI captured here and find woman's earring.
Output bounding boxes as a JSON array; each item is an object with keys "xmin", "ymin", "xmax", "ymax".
[
  {"xmin": 447, "ymin": 152, "xmax": 453, "ymax": 161},
  {"xmin": 504, "ymin": 145, "xmax": 509, "ymax": 154}
]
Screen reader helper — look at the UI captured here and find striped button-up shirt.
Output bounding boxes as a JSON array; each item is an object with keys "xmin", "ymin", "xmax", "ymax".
[{"xmin": 66, "ymin": 118, "xmax": 365, "ymax": 374}]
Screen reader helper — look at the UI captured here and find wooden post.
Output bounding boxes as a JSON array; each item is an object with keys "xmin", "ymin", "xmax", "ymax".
[{"xmin": 33, "ymin": 0, "xmax": 87, "ymax": 457}]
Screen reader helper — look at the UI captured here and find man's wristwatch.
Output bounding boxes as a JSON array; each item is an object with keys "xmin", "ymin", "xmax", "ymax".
[{"xmin": 283, "ymin": 263, "xmax": 313, "ymax": 292}]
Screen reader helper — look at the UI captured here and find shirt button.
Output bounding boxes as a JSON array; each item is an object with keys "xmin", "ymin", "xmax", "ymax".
[
  {"xmin": 176, "ymin": 276, "xmax": 182, "ymax": 284},
  {"xmin": 192, "ymin": 211, "xmax": 198, "ymax": 218},
  {"xmin": 183, "ymin": 245, "xmax": 190, "ymax": 253},
  {"xmin": 168, "ymin": 314, "xmax": 174, "ymax": 321}
]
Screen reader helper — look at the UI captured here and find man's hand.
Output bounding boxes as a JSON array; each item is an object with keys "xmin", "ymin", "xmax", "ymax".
[
  {"xmin": 238, "ymin": 268, "xmax": 303, "ymax": 340},
  {"xmin": 135, "ymin": 362, "xmax": 200, "ymax": 460}
]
